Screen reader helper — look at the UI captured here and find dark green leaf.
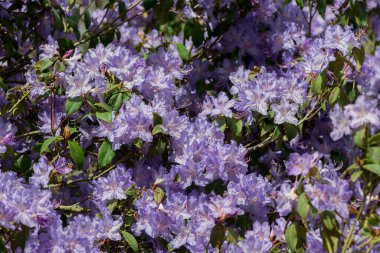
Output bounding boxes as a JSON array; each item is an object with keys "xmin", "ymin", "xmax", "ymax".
[
  {"xmin": 65, "ymin": 97, "xmax": 83, "ymax": 115},
  {"xmin": 14, "ymin": 155, "xmax": 32, "ymax": 173},
  {"xmin": 0, "ymin": 237, "xmax": 6, "ymax": 252},
  {"xmin": 68, "ymin": 140, "xmax": 84, "ymax": 168},
  {"xmin": 317, "ymin": 0, "xmax": 326, "ymax": 17},
  {"xmin": 120, "ymin": 230, "xmax": 139, "ymax": 252},
  {"xmin": 210, "ymin": 224, "xmax": 226, "ymax": 250},
  {"xmin": 143, "ymin": 0, "xmax": 158, "ymax": 10},
  {"xmin": 118, "ymin": 0, "xmax": 127, "ymax": 19},
  {"xmin": 98, "ymin": 140, "xmax": 115, "ymax": 168}
]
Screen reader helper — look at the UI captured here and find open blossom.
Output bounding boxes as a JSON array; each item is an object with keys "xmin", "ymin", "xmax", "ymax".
[
  {"xmin": 200, "ymin": 92, "xmax": 235, "ymax": 117},
  {"xmin": 30, "ymin": 156, "xmax": 54, "ymax": 187},
  {"xmin": 324, "ymin": 25, "xmax": 360, "ymax": 55},
  {"xmin": 93, "ymin": 165, "xmax": 133, "ymax": 201},
  {"xmin": 329, "ymin": 104, "xmax": 352, "ymax": 140},
  {"xmin": 0, "ymin": 117, "xmax": 17, "ymax": 153},
  {"xmin": 285, "ymin": 152, "xmax": 320, "ymax": 176},
  {"xmin": 345, "ymin": 95, "xmax": 380, "ymax": 129},
  {"xmin": 272, "ymin": 100, "xmax": 299, "ymax": 125}
]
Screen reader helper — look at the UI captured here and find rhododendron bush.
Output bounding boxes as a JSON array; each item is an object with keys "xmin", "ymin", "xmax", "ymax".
[{"xmin": 0, "ymin": 0, "xmax": 380, "ymax": 252}]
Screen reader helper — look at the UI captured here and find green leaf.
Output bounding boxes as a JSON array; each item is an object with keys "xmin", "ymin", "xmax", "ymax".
[
  {"xmin": 310, "ymin": 74, "xmax": 325, "ymax": 94},
  {"xmin": 41, "ymin": 136, "xmax": 63, "ymax": 153},
  {"xmin": 176, "ymin": 43, "xmax": 189, "ymax": 61},
  {"xmin": 98, "ymin": 140, "xmax": 115, "ymax": 168},
  {"xmin": 297, "ymin": 193, "xmax": 310, "ymax": 220},
  {"xmin": 96, "ymin": 111, "xmax": 112, "ymax": 123},
  {"xmin": 321, "ymin": 212, "xmax": 338, "ymax": 231},
  {"xmin": 321, "ymin": 226, "xmax": 340, "ymax": 253},
  {"xmin": 230, "ymin": 119, "xmax": 243, "ymax": 141},
  {"xmin": 118, "ymin": 0, "xmax": 127, "ymax": 19},
  {"xmin": 285, "ymin": 223, "xmax": 306, "ymax": 252},
  {"xmin": 35, "ymin": 58, "xmax": 55, "ymax": 71},
  {"xmin": 353, "ymin": 47, "xmax": 365, "ymax": 70},
  {"xmin": 284, "ymin": 123, "xmax": 298, "ymax": 140},
  {"xmin": 65, "ymin": 97, "xmax": 83, "ymax": 115},
  {"xmin": 14, "ymin": 155, "xmax": 32, "ymax": 173},
  {"xmin": 0, "ymin": 237, "xmax": 6, "ymax": 252},
  {"xmin": 362, "ymin": 164, "xmax": 380, "ymax": 176},
  {"xmin": 351, "ymin": 170, "xmax": 362, "ymax": 182},
  {"xmin": 154, "ymin": 187, "xmax": 165, "ymax": 204},
  {"xmin": 54, "ymin": 61, "xmax": 66, "ymax": 72},
  {"xmin": 95, "ymin": 103, "xmax": 113, "ymax": 112},
  {"xmin": 68, "ymin": 0, "xmax": 76, "ymax": 8},
  {"xmin": 353, "ymin": 1, "xmax": 367, "ymax": 27},
  {"xmin": 111, "ymin": 93, "xmax": 124, "ymax": 111},
  {"xmin": 184, "ymin": 20, "xmax": 205, "ymax": 47},
  {"xmin": 370, "ymin": 133, "xmax": 380, "ymax": 145},
  {"xmin": 51, "ymin": 9, "xmax": 63, "ymax": 30},
  {"xmin": 120, "ymin": 230, "xmax": 139, "ymax": 252},
  {"xmin": 285, "ymin": 224, "xmax": 298, "ymax": 251},
  {"xmin": 152, "ymin": 125, "xmax": 164, "ymax": 135},
  {"xmin": 155, "ymin": 138, "xmax": 166, "ymax": 155},
  {"xmin": 354, "ymin": 127, "xmax": 367, "ymax": 149},
  {"xmin": 210, "ymin": 224, "xmax": 226, "ymax": 250},
  {"xmin": 368, "ymin": 147, "xmax": 380, "ymax": 164},
  {"xmin": 226, "ymin": 228, "xmax": 239, "ymax": 244},
  {"xmin": 84, "ymin": 9, "xmax": 91, "ymax": 28},
  {"xmin": 143, "ymin": 0, "xmax": 158, "ymax": 10},
  {"xmin": 295, "ymin": 0, "xmax": 304, "ymax": 8},
  {"xmin": 329, "ymin": 87, "xmax": 340, "ymax": 105},
  {"xmin": 216, "ymin": 117, "xmax": 227, "ymax": 132},
  {"xmin": 68, "ymin": 140, "xmax": 84, "ymax": 168},
  {"xmin": 317, "ymin": 0, "xmax": 326, "ymax": 17}
]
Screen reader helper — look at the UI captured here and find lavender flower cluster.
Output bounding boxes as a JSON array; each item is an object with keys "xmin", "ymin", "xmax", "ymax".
[{"xmin": 0, "ymin": 0, "xmax": 380, "ymax": 252}]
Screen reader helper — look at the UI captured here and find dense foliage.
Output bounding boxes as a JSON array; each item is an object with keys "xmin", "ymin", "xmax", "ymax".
[{"xmin": 0, "ymin": 0, "xmax": 380, "ymax": 252}]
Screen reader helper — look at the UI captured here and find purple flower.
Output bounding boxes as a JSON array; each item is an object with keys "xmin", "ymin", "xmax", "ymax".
[
  {"xmin": 0, "ymin": 117, "xmax": 17, "ymax": 153},
  {"xmin": 324, "ymin": 25, "xmax": 359, "ymax": 55},
  {"xmin": 272, "ymin": 100, "xmax": 299, "ymax": 125},
  {"xmin": 93, "ymin": 165, "xmax": 133, "ymax": 201},
  {"xmin": 329, "ymin": 104, "xmax": 352, "ymax": 141},
  {"xmin": 95, "ymin": 210, "xmax": 123, "ymax": 241},
  {"xmin": 30, "ymin": 156, "xmax": 54, "ymax": 187},
  {"xmin": 284, "ymin": 152, "xmax": 320, "ymax": 176},
  {"xmin": 200, "ymin": 92, "xmax": 235, "ymax": 117},
  {"xmin": 238, "ymin": 221, "xmax": 272, "ymax": 253},
  {"xmin": 54, "ymin": 156, "xmax": 72, "ymax": 174}
]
